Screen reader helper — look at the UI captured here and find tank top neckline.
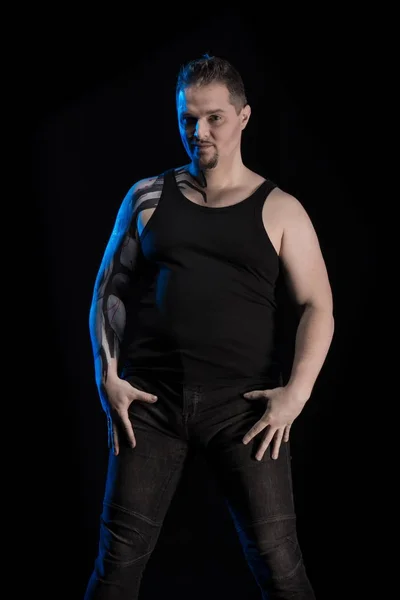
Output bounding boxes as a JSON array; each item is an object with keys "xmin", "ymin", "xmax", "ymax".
[{"xmin": 169, "ymin": 168, "xmax": 270, "ymax": 213}]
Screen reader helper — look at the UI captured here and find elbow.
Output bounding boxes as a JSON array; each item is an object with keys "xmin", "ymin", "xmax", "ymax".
[
  {"xmin": 302, "ymin": 300, "xmax": 335, "ymax": 323},
  {"xmin": 312, "ymin": 304, "xmax": 335, "ymax": 338}
]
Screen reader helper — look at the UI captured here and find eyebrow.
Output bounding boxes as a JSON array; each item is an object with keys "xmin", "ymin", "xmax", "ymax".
[{"xmin": 182, "ymin": 108, "xmax": 226, "ymax": 117}]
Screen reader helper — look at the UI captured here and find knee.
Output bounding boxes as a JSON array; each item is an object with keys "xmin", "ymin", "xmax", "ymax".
[
  {"xmin": 246, "ymin": 517, "xmax": 304, "ymax": 580},
  {"xmin": 97, "ymin": 502, "xmax": 160, "ymax": 567}
]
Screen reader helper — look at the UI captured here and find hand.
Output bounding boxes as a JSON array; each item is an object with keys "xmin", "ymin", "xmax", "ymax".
[
  {"xmin": 242, "ymin": 386, "xmax": 306, "ymax": 460},
  {"xmin": 100, "ymin": 376, "xmax": 158, "ymax": 455}
]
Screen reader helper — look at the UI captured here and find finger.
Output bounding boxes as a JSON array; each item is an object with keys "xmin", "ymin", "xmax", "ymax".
[
  {"xmin": 243, "ymin": 418, "xmax": 269, "ymax": 445},
  {"xmin": 283, "ymin": 424, "xmax": 291, "ymax": 442},
  {"xmin": 119, "ymin": 412, "xmax": 136, "ymax": 448},
  {"xmin": 243, "ymin": 390, "xmax": 269, "ymax": 400},
  {"xmin": 255, "ymin": 427, "xmax": 276, "ymax": 461},
  {"xmin": 272, "ymin": 428, "xmax": 284, "ymax": 460},
  {"xmin": 113, "ymin": 422, "xmax": 119, "ymax": 455},
  {"xmin": 135, "ymin": 391, "xmax": 158, "ymax": 403}
]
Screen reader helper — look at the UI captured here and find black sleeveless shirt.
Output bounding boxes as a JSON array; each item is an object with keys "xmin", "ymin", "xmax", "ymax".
[{"xmin": 120, "ymin": 169, "xmax": 282, "ymax": 386}]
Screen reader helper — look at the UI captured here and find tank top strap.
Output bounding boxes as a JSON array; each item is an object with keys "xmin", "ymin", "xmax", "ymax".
[
  {"xmin": 251, "ymin": 178, "xmax": 277, "ymax": 207},
  {"xmin": 163, "ymin": 167, "xmax": 177, "ymax": 190}
]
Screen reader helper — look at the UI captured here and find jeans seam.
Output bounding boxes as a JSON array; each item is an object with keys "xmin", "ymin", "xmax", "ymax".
[
  {"xmin": 103, "ymin": 501, "xmax": 163, "ymax": 527},
  {"xmin": 102, "ymin": 549, "xmax": 153, "ymax": 568},
  {"xmin": 273, "ymin": 553, "xmax": 303, "ymax": 581},
  {"xmin": 235, "ymin": 513, "xmax": 296, "ymax": 532}
]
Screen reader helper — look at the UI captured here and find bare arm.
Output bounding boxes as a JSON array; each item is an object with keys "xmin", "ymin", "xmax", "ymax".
[
  {"xmin": 89, "ymin": 176, "xmax": 161, "ymax": 392},
  {"xmin": 242, "ymin": 190, "xmax": 334, "ymax": 458},
  {"xmin": 279, "ymin": 192, "xmax": 335, "ymax": 401}
]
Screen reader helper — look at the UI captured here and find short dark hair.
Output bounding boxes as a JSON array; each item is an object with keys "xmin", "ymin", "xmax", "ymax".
[{"xmin": 176, "ymin": 54, "xmax": 248, "ymax": 113}]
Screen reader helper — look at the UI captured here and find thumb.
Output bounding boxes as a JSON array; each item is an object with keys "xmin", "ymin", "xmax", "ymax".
[{"xmin": 243, "ymin": 390, "xmax": 270, "ymax": 399}]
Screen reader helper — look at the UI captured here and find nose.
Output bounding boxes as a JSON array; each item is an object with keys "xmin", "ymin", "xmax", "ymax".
[{"xmin": 194, "ymin": 118, "xmax": 210, "ymax": 141}]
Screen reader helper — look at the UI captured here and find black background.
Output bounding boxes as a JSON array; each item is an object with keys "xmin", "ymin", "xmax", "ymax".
[{"xmin": 31, "ymin": 8, "xmax": 385, "ymax": 599}]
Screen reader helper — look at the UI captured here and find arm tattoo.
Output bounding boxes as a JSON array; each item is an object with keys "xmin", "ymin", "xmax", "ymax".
[{"xmin": 89, "ymin": 174, "xmax": 164, "ymax": 383}]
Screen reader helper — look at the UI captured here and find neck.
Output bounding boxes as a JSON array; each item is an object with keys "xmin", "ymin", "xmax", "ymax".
[{"xmin": 189, "ymin": 153, "xmax": 246, "ymax": 190}]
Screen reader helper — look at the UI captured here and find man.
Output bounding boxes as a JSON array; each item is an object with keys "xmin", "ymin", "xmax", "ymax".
[{"xmin": 84, "ymin": 54, "xmax": 334, "ymax": 599}]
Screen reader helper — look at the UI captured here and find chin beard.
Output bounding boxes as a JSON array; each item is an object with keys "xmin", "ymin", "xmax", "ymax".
[{"xmin": 198, "ymin": 152, "xmax": 219, "ymax": 170}]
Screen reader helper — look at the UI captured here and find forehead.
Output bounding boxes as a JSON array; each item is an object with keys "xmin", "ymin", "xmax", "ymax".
[{"xmin": 177, "ymin": 83, "xmax": 233, "ymax": 114}]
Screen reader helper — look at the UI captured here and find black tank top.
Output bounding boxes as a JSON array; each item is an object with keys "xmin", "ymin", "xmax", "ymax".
[{"xmin": 121, "ymin": 168, "xmax": 282, "ymax": 386}]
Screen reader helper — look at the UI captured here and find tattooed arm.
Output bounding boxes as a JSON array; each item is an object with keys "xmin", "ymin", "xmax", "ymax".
[{"xmin": 88, "ymin": 175, "xmax": 163, "ymax": 447}]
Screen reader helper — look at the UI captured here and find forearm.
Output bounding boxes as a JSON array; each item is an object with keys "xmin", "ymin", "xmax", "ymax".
[
  {"xmin": 89, "ymin": 279, "xmax": 126, "ymax": 387},
  {"xmin": 89, "ymin": 226, "xmax": 133, "ymax": 388},
  {"xmin": 286, "ymin": 304, "xmax": 335, "ymax": 402}
]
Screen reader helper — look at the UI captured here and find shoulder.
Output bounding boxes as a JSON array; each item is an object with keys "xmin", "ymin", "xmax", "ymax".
[
  {"xmin": 265, "ymin": 185, "xmax": 302, "ymax": 210},
  {"xmin": 129, "ymin": 172, "xmax": 166, "ymax": 199},
  {"xmin": 116, "ymin": 172, "xmax": 167, "ymax": 215},
  {"xmin": 264, "ymin": 186, "xmax": 314, "ymax": 228},
  {"xmin": 270, "ymin": 188, "xmax": 325, "ymax": 276}
]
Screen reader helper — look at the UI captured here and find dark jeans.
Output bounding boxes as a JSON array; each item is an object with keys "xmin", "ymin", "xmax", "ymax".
[{"xmin": 84, "ymin": 375, "xmax": 315, "ymax": 599}]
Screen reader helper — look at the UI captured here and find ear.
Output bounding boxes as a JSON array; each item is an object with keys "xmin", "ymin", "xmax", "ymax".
[{"xmin": 241, "ymin": 104, "xmax": 251, "ymax": 130}]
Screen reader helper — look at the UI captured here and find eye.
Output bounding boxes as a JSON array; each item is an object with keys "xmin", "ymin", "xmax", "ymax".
[
  {"xmin": 181, "ymin": 117, "xmax": 196, "ymax": 126},
  {"xmin": 209, "ymin": 115, "xmax": 221, "ymax": 122}
]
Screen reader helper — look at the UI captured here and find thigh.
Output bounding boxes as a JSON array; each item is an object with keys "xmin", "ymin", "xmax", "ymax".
[
  {"xmin": 103, "ymin": 425, "xmax": 189, "ymax": 525},
  {"xmin": 204, "ymin": 389, "xmax": 296, "ymax": 525},
  {"xmin": 104, "ymin": 375, "xmax": 189, "ymax": 524}
]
